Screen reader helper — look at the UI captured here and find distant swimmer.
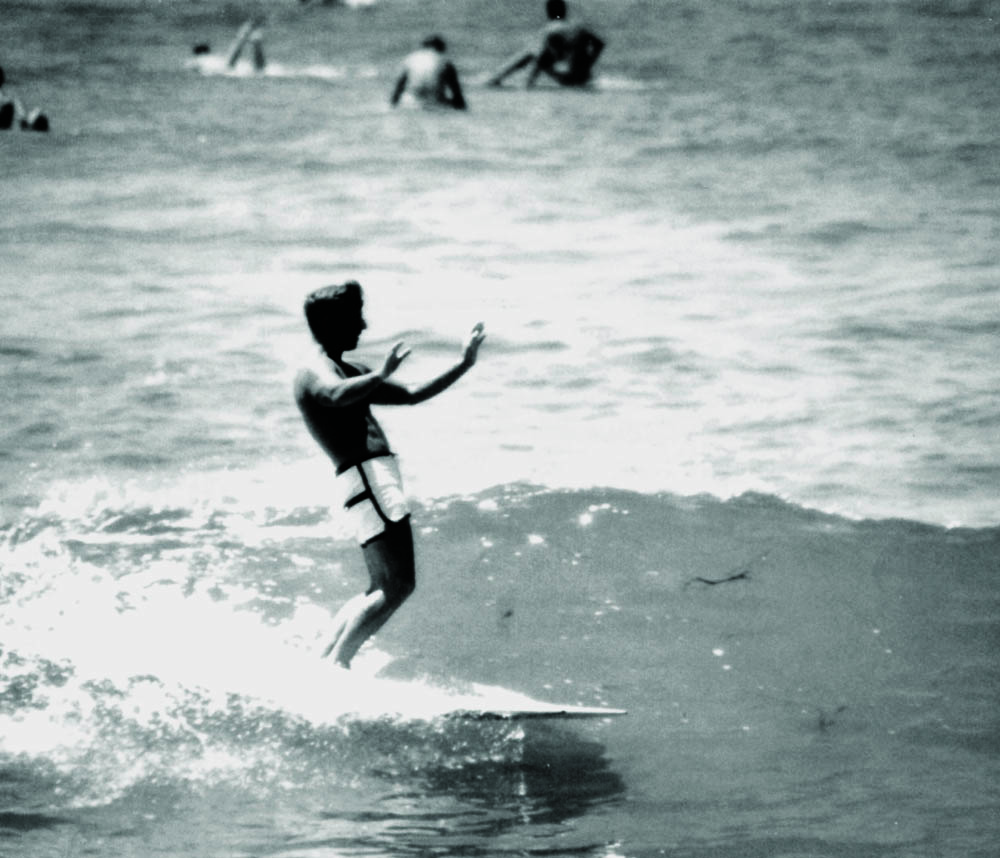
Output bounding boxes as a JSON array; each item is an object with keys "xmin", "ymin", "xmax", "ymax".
[
  {"xmin": 294, "ymin": 281, "xmax": 485, "ymax": 668},
  {"xmin": 0, "ymin": 66, "xmax": 49, "ymax": 132},
  {"xmin": 487, "ymin": 0, "xmax": 605, "ymax": 89},
  {"xmin": 390, "ymin": 35, "xmax": 467, "ymax": 110},
  {"xmin": 0, "ymin": 67, "xmax": 15, "ymax": 130},
  {"xmin": 190, "ymin": 17, "xmax": 266, "ymax": 75}
]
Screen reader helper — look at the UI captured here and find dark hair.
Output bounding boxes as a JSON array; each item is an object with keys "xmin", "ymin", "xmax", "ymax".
[
  {"xmin": 422, "ymin": 35, "xmax": 447, "ymax": 53},
  {"xmin": 546, "ymin": 0, "xmax": 567, "ymax": 20},
  {"xmin": 0, "ymin": 67, "xmax": 5, "ymax": 88},
  {"xmin": 304, "ymin": 281, "xmax": 363, "ymax": 347}
]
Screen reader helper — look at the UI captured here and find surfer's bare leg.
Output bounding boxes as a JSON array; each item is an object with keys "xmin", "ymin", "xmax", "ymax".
[
  {"xmin": 321, "ymin": 590, "xmax": 379, "ymax": 659},
  {"xmin": 324, "ymin": 518, "xmax": 415, "ymax": 668}
]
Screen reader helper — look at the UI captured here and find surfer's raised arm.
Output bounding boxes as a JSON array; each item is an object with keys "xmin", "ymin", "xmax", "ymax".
[
  {"xmin": 373, "ymin": 324, "xmax": 485, "ymax": 406},
  {"xmin": 302, "ymin": 343, "xmax": 411, "ymax": 408}
]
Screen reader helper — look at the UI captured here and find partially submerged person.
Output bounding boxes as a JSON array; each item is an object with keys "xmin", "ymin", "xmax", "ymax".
[
  {"xmin": 0, "ymin": 66, "xmax": 49, "ymax": 132},
  {"xmin": 225, "ymin": 16, "xmax": 267, "ymax": 72},
  {"xmin": 294, "ymin": 281, "xmax": 486, "ymax": 668},
  {"xmin": 487, "ymin": 0, "xmax": 604, "ymax": 88},
  {"xmin": 390, "ymin": 35, "xmax": 467, "ymax": 110},
  {"xmin": 0, "ymin": 67, "xmax": 14, "ymax": 130}
]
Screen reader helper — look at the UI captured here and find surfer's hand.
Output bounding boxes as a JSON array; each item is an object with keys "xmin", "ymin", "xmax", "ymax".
[
  {"xmin": 462, "ymin": 323, "xmax": 486, "ymax": 367},
  {"xmin": 380, "ymin": 342, "xmax": 411, "ymax": 379}
]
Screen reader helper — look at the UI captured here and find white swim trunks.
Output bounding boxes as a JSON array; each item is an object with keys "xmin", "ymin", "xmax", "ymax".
[{"xmin": 336, "ymin": 455, "xmax": 410, "ymax": 545}]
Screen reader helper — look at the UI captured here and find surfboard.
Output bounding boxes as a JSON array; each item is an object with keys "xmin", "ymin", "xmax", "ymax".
[
  {"xmin": 390, "ymin": 678, "xmax": 626, "ymax": 721},
  {"xmin": 445, "ymin": 703, "xmax": 627, "ymax": 721},
  {"xmin": 312, "ymin": 667, "xmax": 626, "ymax": 723}
]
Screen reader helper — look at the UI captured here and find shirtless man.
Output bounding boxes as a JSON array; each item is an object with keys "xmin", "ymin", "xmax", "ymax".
[
  {"xmin": 294, "ymin": 282, "xmax": 485, "ymax": 668},
  {"xmin": 487, "ymin": 0, "xmax": 605, "ymax": 89},
  {"xmin": 390, "ymin": 35, "xmax": 467, "ymax": 110}
]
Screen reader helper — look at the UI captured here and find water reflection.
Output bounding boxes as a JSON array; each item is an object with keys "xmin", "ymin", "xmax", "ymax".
[
  {"xmin": 312, "ymin": 720, "xmax": 627, "ymax": 856},
  {"xmin": 420, "ymin": 723, "xmax": 626, "ymax": 829}
]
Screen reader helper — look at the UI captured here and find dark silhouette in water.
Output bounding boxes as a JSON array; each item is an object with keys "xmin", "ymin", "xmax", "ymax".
[{"xmin": 0, "ymin": 66, "xmax": 49, "ymax": 132}]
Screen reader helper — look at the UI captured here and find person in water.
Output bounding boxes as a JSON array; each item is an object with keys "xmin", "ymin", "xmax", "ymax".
[
  {"xmin": 294, "ymin": 282, "xmax": 486, "ymax": 668},
  {"xmin": 0, "ymin": 66, "xmax": 49, "ymax": 132},
  {"xmin": 390, "ymin": 35, "xmax": 467, "ymax": 110},
  {"xmin": 190, "ymin": 17, "xmax": 266, "ymax": 73},
  {"xmin": 487, "ymin": 0, "xmax": 605, "ymax": 88}
]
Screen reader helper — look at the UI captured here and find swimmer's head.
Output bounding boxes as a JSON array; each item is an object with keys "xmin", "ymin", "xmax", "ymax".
[
  {"xmin": 304, "ymin": 281, "xmax": 365, "ymax": 354},
  {"xmin": 192, "ymin": 43, "xmax": 211, "ymax": 56},
  {"xmin": 422, "ymin": 35, "xmax": 447, "ymax": 53},
  {"xmin": 546, "ymin": 0, "xmax": 567, "ymax": 20}
]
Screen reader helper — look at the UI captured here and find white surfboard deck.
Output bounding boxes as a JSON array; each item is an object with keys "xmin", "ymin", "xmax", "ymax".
[
  {"xmin": 312, "ymin": 667, "xmax": 625, "ymax": 723},
  {"xmin": 444, "ymin": 703, "xmax": 627, "ymax": 721}
]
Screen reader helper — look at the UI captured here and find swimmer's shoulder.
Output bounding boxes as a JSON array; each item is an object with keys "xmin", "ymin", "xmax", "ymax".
[{"xmin": 295, "ymin": 356, "xmax": 369, "ymax": 392}]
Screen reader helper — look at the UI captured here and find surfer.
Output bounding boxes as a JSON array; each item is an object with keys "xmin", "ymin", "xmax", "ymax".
[
  {"xmin": 390, "ymin": 35, "xmax": 467, "ymax": 110},
  {"xmin": 294, "ymin": 281, "xmax": 486, "ymax": 668},
  {"xmin": 487, "ymin": 0, "xmax": 605, "ymax": 89}
]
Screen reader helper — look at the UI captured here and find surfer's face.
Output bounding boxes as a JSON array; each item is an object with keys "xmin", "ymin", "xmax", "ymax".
[{"xmin": 333, "ymin": 309, "xmax": 366, "ymax": 352}]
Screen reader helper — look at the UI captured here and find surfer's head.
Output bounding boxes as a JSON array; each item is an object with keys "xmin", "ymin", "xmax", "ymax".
[
  {"xmin": 304, "ymin": 281, "xmax": 365, "ymax": 355},
  {"xmin": 546, "ymin": 0, "xmax": 567, "ymax": 20},
  {"xmin": 422, "ymin": 35, "xmax": 447, "ymax": 53}
]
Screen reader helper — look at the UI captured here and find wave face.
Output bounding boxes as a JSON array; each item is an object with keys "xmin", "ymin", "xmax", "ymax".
[{"xmin": 2, "ymin": 480, "xmax": 998, "ymax": 854}]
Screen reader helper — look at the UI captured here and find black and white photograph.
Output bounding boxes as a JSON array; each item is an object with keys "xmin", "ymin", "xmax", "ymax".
[{"xmin": 2, "ymin": 0, "xmax": 998, "ymax": 855}]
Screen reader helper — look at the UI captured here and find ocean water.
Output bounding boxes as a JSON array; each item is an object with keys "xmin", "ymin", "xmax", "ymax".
[{"xmin": 2, "ymin": 0, "xmax": 999, "ymax": 855}]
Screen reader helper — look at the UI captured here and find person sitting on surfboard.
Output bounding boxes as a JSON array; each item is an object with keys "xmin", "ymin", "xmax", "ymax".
[
  {"xmin": 487, "ymin": 0, "xmax": 604, "ymax": 89},
  {"xmin": 294, "ymin": 281, "xmax": 486, "ymax": 668},
  {"xmin": 390, "ymin": 35, "xmax": 467, "ymax": 110}
]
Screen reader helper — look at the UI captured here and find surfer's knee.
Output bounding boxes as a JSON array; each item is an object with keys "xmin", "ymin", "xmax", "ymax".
[{"xmin": 361, "ymin": 517, "xmax": 414, "ymax": 606}]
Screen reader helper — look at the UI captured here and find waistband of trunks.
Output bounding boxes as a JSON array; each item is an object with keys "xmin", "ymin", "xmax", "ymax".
[{"xmin": 335, "ymin": 452, "xmax": 396, "ymax": 476}]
